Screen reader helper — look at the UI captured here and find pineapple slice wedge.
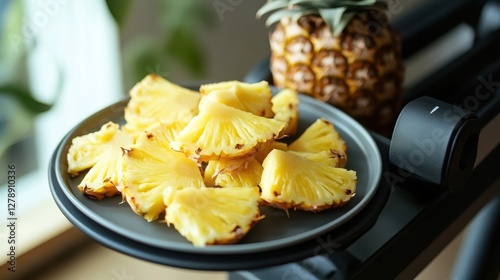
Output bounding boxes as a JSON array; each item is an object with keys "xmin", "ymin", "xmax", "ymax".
[
  {"xmin": 271, "ymin": 88, "xmax": 299, "ymax": 137},
  {"xmin": 288, "ymin": 149, "xmax": 347, "ymax": 168},
  {"xmin": 203, "ymin": 156, "xmax": 253, "ymax": 178},
  {"xmin": 204, "ymin": 157, "xmax": 263, "ymax": 188},
  {"xmin": 288, "ymin": 118, "xmax": 347, "ymax": 153},
  {"xmin": 172, "ymin": 101, "xmax": 285, "ymax": 161},
  {"xmin": 164, "ymin": 186, "xmax": 263, "ymax": 247},
  {"xmin": 199, "ymin": 80, "xmax": 274, "ymax": 118},
  {"xmin": 260, "ymin": 149, "xmax": 356, "ymax": 212},
  {"xmin": 253, "ymin": 140, "xmax": 288, "ymax": 164},
  {"xmin": 123, "ymin": 74, "xmax": 200, "ymax": 136},
  {"xmin": 121, "ymin": 124, "xmax": 204, "ymax": 222},
  {"xmin": 67, "ymin": 122, "xmax": 132, "ymax": 200}
]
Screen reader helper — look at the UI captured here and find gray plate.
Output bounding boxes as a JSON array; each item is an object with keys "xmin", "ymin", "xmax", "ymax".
[{"xmin": 53, "ymin": 94, "xmax": 382, "ymax": 255}]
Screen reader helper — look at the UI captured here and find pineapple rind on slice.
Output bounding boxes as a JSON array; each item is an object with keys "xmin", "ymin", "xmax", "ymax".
[
  {"xmin": 67, "ymin": 122, "xmax": 132, "ymax": 200},
  {"xmin": 288, "ymin": 118, "xmax": 347, "ymax": 153},
  {"xmin": 260, "ymin": 149, "xmax": 356, "ymax": 212},
  {"xmin": 121, "ymin": 126, "xmax": 204, "ymax": 222},
  {"xmin": 271, "ymin": 88, "xmax": 300, "ymax": 137},
  {"xmin": 164, "ymin": 186, "xmax": 263, "ymax": 247},
  {"xmin": 172, "ymin": 101, "xmax": 285, "ymax": 161},
  {"xmin": 204, "ymin": 157, "xmax": 263, "ymax": 188},
  {"xmin": 199, "ymin": 80, "xmax": 274, "ymax": 118},
  {"xmin": 123, "ymin": 74, "xmax": 200, "ymax": 136}
]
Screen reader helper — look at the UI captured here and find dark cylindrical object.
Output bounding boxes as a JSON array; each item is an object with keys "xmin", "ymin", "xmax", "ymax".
[{"xmin": 389, "ymin": 96, "xmax": 479, "ymax": 191}]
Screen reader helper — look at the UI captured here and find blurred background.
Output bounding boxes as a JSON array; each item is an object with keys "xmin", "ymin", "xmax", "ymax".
[{"xmin": 0, "ymin": 0, "xmax": 497, "ymax": 279}]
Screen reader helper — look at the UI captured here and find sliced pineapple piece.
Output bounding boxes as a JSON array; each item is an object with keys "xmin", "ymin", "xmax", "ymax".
[
  {"xmin": 172, "ymin": 101, "xmax": 285, "ymax": 161},
  {"xmin": 78, "ymin": 155, "xmax": 123, "ymax": 200},
  {"xmin": 260, "ymin": 149, "xmax": 356, "ymax": 212},
  {"xmin": 125, "ymin": 118, "xmax": 189, "ymax": 143},
  {"xmin": 164, "ymin": 186, "xmax": 263, "ymax": 246},
  {"xmin": 288, "ymin": 118, "xmax": 346, "ymax": 153},
  {"xmin": 123, "ymin": 74, "xmax": 200, "ymax": 135},
  {"xmin": 144, "ymin": 121, "xmax": 188, "ymax": 144},
  {"xmin": 121, "ymin": 126, "xmax": 204, "ymax": 222},
  {"xmin": 67, "ymin": 122, "xmax": 132, "ymax": 200},
  {"xmin": 271, "ymin": 88, "xmax": 300, "ymax": 137},
  {"xmin": 288, "ymin": 149, "xmax": 347, "ymax": 168},
  {"xmin": 253, "ymin": 140, "xmax": 288, "ymax": 164},
  {"xmin": 203, "ymin": 156, "xmax": 253, "ymax": 180},
  {"xmin": 204, "ymin": 157, "xmax": 263, "ymax": 188},
  {"xmin": 199, "ymin": 80, "xmax": 274, "ymax": 118}
]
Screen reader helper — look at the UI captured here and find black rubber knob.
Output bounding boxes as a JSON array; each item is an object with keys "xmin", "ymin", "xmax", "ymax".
[{"xmin": 389, "ymin": 96, "xmax": 479, "ymax": 191}]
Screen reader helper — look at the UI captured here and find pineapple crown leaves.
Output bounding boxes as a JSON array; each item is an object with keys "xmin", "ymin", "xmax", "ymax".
[{"xmin": 256, "ymin": 0, "xmax": 388, "ymax": 36}]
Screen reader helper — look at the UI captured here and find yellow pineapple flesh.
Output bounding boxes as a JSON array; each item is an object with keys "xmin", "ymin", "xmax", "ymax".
[
  {"xmin": 288, "ymin": 149, "xmax": 347, "ymax": 168},
  {"xmin": 123, "ymin": 74, "xmax": 200, "ymax": 137},
  {"xmin": 253, "ymin": 140, "xmax": 288, "ymax": 164},
  {"xmin": 260, "ymin": 149, "xmax": 357, "ymax": 212},
  {"xmin": 204, "ymin": 157, "xmax": 263, "ymax": 189},
  {"xmin": 67, "ymin": 122, "xmax": 132, "ymax": 200},
  {"xmin": 271, "ymin": 88, "xmax": 300, "ymax": 137},
  {"xmin": 172, "ymin": 101, "xmax": 285, "ymax": 161},
  {"xmin": 199, "ymin": 80, "xmax": 274, "ymax": 118},
  {"xmin": 289, "ymin": 118, "xmax": 346, "ymax": 153},
  {"xmin": 121, "ymin": 125, "xmax": 204, "ymax": 222},
  {"xmin": 164, "ymin": 186, "xmax": 263, "ymax": 247}
]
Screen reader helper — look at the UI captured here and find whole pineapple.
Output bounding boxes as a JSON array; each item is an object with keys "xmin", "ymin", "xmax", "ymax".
[{"xmin": 257, "ymin": 0, "xmax": 404, "ymax": 136}]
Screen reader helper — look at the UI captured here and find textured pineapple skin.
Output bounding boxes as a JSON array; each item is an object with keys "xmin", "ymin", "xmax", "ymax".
[{"xmin": 269, "ymin": 11, "xmax": 404, "ymax": 136}]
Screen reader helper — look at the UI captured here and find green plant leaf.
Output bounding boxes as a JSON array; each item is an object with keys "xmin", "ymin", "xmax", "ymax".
[
  {"xmin": 0, "ymin": 85, "xmax": 52, "ymax": 114},
  {"xmin": 319, "ymin": 7, "xmax": 354, "ymax": 36},
  {"xmin": 265, "ymin": 8, "xmax": 302, "ymax": 26},
  {"xmin": 256, "ymin": 0, "xmax": 291, "ymax": 19},
  {"xmin": 164, "ymin": 27, "xmax": 205, "ymax": 77},
  {"xmin": 0, "ymin": 95, "xmax": 33, "ymax": 157},
  {"xmin": 105, "ymin": 0, "xmax": 134, "ymax": 28},
  {"xmin": 159, "ymin": 0, "xmax": 215, "ymax": 32},
  {"xmin": 257, "ymin": 0, "xmax": 388, "ymax": 34},
  {"xmin": 290, "ymin": 0, "xmax": 378, "ymax": 7},
  {"xmin": 122, "ymin": 36, "xmax": 164, "ymax": 89}
]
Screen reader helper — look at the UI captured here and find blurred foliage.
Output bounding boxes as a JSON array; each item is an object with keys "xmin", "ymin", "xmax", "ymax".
[
  {"xmin": 105, "ymin": 0, "xmax": 134, "ymax": 28},
  {"xmin": 0, "ymin": 0, "xmax": 57, "ymax": 156},
  {"xmin": 105, "ymin": 0, "xmax": 216, "ymax": 89},
  {"xmin": 0, "ymin": 0, "xmax": 53, "ymax": 114}
]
